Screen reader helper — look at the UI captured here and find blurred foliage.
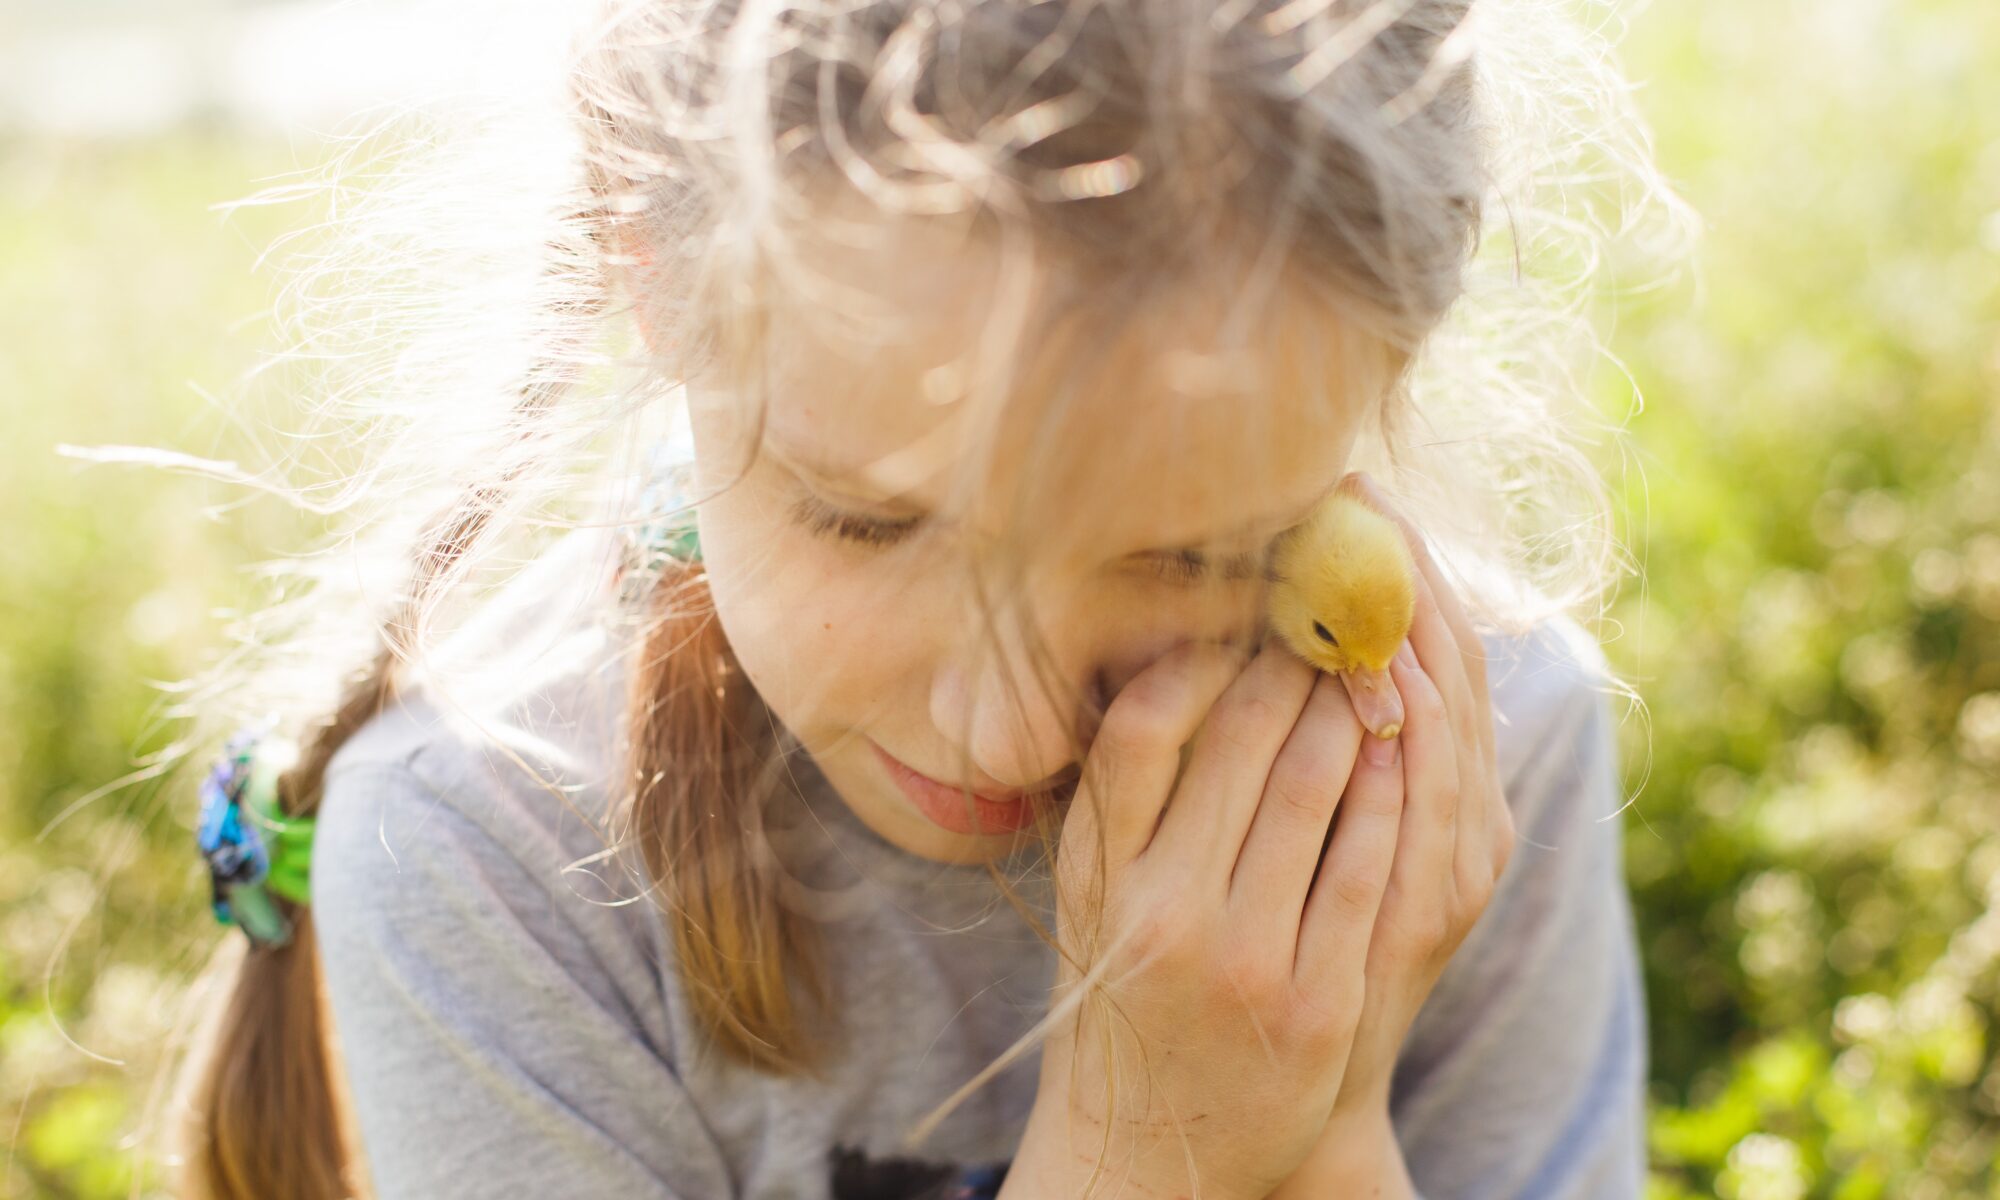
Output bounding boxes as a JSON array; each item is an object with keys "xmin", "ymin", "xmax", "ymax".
[
  {"xmin": 1606, "ymin": 0, "xmax": 2000, "ymax": 1196},
  {"xmin": 1, "ymin": 0, "xmax": 1997, "ymax": 1195},
  {"xmin": 0, "ymin": 130, "xmax": 301, "ymax": 1198}
]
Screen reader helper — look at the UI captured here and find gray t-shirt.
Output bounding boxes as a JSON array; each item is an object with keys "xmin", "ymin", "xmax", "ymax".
[{"xmin": 315, "ymin": 532, "xmax": 1647, "ymax": 1199}]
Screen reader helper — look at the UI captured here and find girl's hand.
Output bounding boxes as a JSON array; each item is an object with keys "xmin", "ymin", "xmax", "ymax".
[
  {"xmin": 1270, "ymin": 472, "xmax": 1518, "ymax": 1196},
  {"xmin": 1006, "ymin": 636, "xmax": 1408, "ymax": 1200}
]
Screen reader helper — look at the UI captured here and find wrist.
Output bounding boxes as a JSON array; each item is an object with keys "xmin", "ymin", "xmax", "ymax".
[
  {"xmin": 1002, "ymin": 1092, "xmax": 1264, "ymax": 1200},
  {"xmin": 1266, "ymin": 1099, "xmax": 1414, "ymax": 1200}
]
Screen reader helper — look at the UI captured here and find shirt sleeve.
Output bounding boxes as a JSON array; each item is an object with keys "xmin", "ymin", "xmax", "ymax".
[
  {"xmin": 1388, "ymin": 624, "xmax": 1649, "ymax": 1199},
  {"xmin": 312, "ymin": 754, "xmax": 735, "ymax": 1199}
]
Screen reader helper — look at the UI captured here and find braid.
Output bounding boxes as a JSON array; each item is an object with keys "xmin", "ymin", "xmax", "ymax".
[{"xmin": 179, "ymin": 233, "xmax": 605, "ymax": 1199}]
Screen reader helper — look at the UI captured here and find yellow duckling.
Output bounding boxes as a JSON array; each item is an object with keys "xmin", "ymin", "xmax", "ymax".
[{"xmin": 1265, "ymin": 484, "xmax": 1417, "ymax": 740}]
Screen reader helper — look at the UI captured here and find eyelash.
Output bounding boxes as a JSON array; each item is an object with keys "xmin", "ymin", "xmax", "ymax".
[
  {"xmin": 790, "ymin": 492, "xmax": 1270, "ymax": 584},
  {"xmin": 789, "ymin": 494, "xmax": 924, "ymax": 548}
]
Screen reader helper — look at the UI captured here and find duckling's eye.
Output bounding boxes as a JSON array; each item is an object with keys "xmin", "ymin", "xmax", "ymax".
[
  {"xmin": 1312, "ymin": 621, "xmax": 1338, "ymax": 646},
  {"xmin": 790, "ymin": 494, "xmax": 924, "ymax": 548}
]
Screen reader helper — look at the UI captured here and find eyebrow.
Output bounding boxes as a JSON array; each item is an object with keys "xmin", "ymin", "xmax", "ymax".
[{"xmin": 769, "ymin": 437, "xmax": 1339, "ymax": 552}]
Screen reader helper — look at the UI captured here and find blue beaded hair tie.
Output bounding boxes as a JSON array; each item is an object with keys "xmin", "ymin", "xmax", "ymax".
[{"xmin": 196, "ymin": 727, "xmax": 310, "ymax": 948}]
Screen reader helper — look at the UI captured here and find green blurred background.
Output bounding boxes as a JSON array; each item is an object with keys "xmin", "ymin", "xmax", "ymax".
[{"xmin": 2, "ymin": 0, "xmax": 1997, "ymax": 1196}]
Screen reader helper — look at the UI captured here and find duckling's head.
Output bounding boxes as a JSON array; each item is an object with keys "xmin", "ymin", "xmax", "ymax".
[{"xmin": 1264, "ymin": 491, "xmax": 1418, "ymax": 736}]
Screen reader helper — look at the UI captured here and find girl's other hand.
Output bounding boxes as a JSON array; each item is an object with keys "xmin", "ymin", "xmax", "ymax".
[
  {"xmin": 1268, "ymin": 472, "xmax": 1517, "ymax": 1197},
  {"xmin": 1005, "ymin": 636, "xmax": 1407, "ymax": 1200}
]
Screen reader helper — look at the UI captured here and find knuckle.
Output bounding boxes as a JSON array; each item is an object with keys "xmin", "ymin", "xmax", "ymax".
[
  {"xmin": 1350, "ymin": 773, "xmax": 1406, "ymax": 819},
  {"xmin": 1288, "ymin": 981, "xmax": 1362, "ymax": 1046},
  {"xmin": 1270, "ymin": 770, "xmax": 1334, "ymax": 823},
  {"xmin": 1457, "ymin": 862, "xmax": 1496, "ymax": 912},
  {"xmin": 1432, "ymin": 777, "xmax": 1463, "ymax": 818},
  {"xmin": 1416, "ymin": 905, "xmax": 1454, "ymax": 951},
  {"xmin": 1124, "ymin": 896, "xmax": 1194, "ymax": 957},
  {"xmin": 1215, "ymin": 946, "xmax": 1284, "ymax": 1006},
  {"xmin": 1388, "ymin": 913, "xmax": 1448, "ymax": 964},
  {"xmin": 1329, "ymin": 865, "xmax": 1383, "ymax": 915},
  {"xmin": 1491, "ymin": 795, "xmax": 1518, "ymax": 862},
  {"xmin": 1210, "ymin": 694, "xmax": 1276, "ymax": 755},
  {"xmin": 1414, "ymin": 681, "xmax": 1450, "ymax": 726},
  {"xmin": 1097, "ymin": 700, "xmax": 1177, "ymax": 762},
  {"xmin": 1454, "ymin": 705, "xmax": 1485, "ymax": 751},
  {"xmin": 1376, "ymin": 889, "xmax": 1418, "ymax": 936},
  {"xmin": 1492, "ymin": 825, "xmax": 1518, "ymax": 880},
  {"xmin": 1466, "ymin": 646, "xmax": 1491, "ymax": 693}
]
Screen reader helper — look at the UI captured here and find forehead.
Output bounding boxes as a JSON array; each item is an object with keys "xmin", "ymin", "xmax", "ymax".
[{"xmin": 730, "ymin": 213, "xmax": 1385, "ymax": 559}]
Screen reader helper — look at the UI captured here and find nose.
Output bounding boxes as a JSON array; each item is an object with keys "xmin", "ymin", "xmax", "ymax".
[{"xmin": 929, "ymin": 616, "xmax": 1103, "ymax": 793}]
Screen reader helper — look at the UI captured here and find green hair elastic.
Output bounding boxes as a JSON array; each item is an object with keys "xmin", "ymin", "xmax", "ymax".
[
  {"xmin": 618, "ymin": 450, "xmax": 704, "ymax": 605},
  {"xmin": 640, "ymin": 450, "xmax": 702, "ymax": 562},
  {"xmin": 196, "ymin": 729, "xmax": 311, "ymax": 948}
]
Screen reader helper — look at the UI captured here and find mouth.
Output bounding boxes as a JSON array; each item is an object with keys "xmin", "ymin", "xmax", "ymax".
[{"xmin": 869, "ymin": 742, "xmax": 1077, "ymax": 837}]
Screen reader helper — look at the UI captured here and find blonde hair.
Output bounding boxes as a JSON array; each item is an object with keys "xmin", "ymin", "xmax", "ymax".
[{"xmin": 148, "ymin": 0, "xmax": 1691, "ymax": 1194}]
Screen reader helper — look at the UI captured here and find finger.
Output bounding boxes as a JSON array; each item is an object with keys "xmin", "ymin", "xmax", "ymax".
[
  {"xmin": 1148, "ymin": 641, "xmax": 1318, "ymax": 878},
  {"xmin": 1401, "ymin": 552, "xmax": 1474, "ymax": 735},
  {"xmin": 1227, "ymin": 670, "xmax": 1364, "ymax": 926},
  {"xmin": 1070, "ymin": 640, "xmax": 1253, "ymax": 872},
  {"xmin": 1456, "ymin": 711, "xmax": 1496, "ymax": 902},
  {"xmin": 1384, "ymin": 643, "xmax": 1460, "ymax": 906},
  {"xmin": 1398, "ymin": 567, "xmax": 1494, "ymax": 908},
  {"xmin": 1458, "ymin": 695, "xmax": 1512, "ymax": 901},
  {"xmin": 1487, "ymin": 780, "xmax": 1518, "ymax": 884},
  {"xmin": 1457, "ymin": 774, "xmax": 1513, "ymax": 904},
  {"xmin": 1342, "ymin": 477, "xmax": 1494, "ymax": 801},
  {"xmin": 1295, "ymin": 713, "xmax": 1406, "ymax": 991},
  {"xmin": 1343, "ymin": 472, "xmax": 1489, "ymax": 697}
]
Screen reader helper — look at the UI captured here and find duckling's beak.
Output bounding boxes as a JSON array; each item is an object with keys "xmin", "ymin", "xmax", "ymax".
[{"xmin": 1341, "ymin": 666, "xmax": 1405, "ymax": 741}]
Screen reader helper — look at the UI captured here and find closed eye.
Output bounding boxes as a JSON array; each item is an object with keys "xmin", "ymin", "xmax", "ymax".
[
  {"xmin": 1312, "ymin": 621, "xmax": 1338, "ymax": 645},
  {"xmin": 791, "ymin": 475, "xmax": 1284, "ymax": 585},
  {"xmin": 1140, "ymin": 547, "xmax": 1267, "ymax": 586},
  {"xmin": 790, "ymin": 494, "xmax": 923, "ymax": 547}
]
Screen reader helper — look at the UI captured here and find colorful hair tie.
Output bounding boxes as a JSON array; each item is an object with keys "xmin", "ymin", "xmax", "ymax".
[
  {"xmin": 196, "ymin": 727, "xmax": 311, "ymax": 948},
  {"xmin": 617, "ymin": 448, "xmax": 704, "ymax": 605},
  {"xmin": 637, "ymin": 448, "xmax": 702, "ymax": 564}
]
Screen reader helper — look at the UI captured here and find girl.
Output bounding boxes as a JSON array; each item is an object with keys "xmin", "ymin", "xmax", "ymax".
[{"xmin": 172, "ymin": 0, "xmax": 1681, "ymax": 1195}]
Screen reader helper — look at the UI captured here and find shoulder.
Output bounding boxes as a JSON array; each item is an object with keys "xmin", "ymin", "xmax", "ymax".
[
  {"xmin": 1479, "ymin": 614, "xmax": 1626, "ymax": 827},
  {"xmin": 313, "ymin": 623, "xmax": 646, "ymax": 926},
  {"xmin": 310, "ymin": 547, "xmax": 672, "ymax": 1035},
  {"xmin": 306, "ymin": 646, "xmax": 712, "ymax": 1194},
  {"xmin": 317, "ymin": 641, "xmax": 633, "ymax": 892},
  {"xmin": 318, "ymin": 526, "xmax": 637, "ymax": 880},
  {"xmin": 311, "ymin": 676, "xmax": 681, "ymax": 1074}
]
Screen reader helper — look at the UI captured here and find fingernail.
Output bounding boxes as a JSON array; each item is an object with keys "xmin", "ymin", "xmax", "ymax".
[{"xmin": 1363, "ymin": 730, "xmax": 1401, "ymax": 766}]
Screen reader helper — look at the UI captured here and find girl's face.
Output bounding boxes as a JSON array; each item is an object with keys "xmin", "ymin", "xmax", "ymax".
[{"xmin": 682, "ymin": 219, "xmax": 1380, "ymax": 865}]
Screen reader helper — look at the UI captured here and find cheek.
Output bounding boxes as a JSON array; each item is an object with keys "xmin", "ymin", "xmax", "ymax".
[{"xmin": 698, "ymin": 487, "xmax": 936, "ymax": 728}]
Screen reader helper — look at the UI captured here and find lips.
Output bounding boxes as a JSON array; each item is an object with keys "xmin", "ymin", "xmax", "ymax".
[{"xmin": 870, "ymin": 742, "xmax": 1070, "ymax": 836}]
